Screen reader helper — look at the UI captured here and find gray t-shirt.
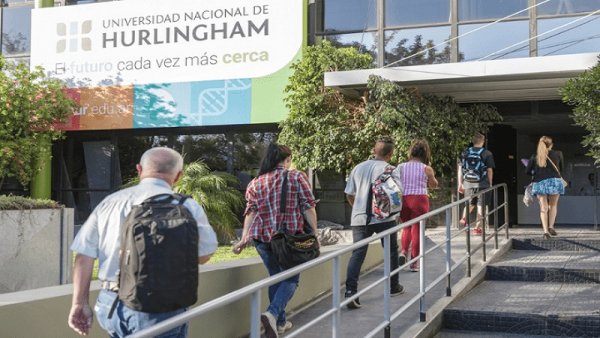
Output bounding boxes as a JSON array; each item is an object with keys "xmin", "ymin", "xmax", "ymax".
[{"xmin": 345, "ymin": 159, "xmax": 399, "ymax": 226}]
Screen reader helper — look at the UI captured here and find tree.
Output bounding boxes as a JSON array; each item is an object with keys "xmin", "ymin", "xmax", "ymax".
[
  {"xmin": 175, "ymin": 162, "xmax": 244, "ymax": 244},
  {"xmin": 280, "ymin": 41, "xmax": 501, "ymax": 178},
  {"xmin": 279, "ymin": 40, "xmax": 372, "ymax": 173},
  {"xmin": 0, "ymin": 56, "xmax": 76, "ymax": 187},
  {"xmin": 124, "ymin": 161, "xmax": 245, "ymax": 243},
  {"xmin": 561, "ymin": 56, "xmax": 600, "ymax": 164}
]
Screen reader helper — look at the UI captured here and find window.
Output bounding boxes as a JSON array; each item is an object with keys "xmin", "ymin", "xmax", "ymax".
[
  {"xmin": 537, "ymin": 15, "xmax": 600, "ymax": 56},
  {"xmin": 1, "ymin": 0, "xmax": 34, "ymax": 6},
  {"xmin": 459, "ymin": 20, "xmax": 529, "ymax": 61},
  {"xmin": 385, "ymin": 0, "xmax": 450, "ymax": 26},
  {"xmin": 323, "ymin": 0, "xmax": 377, "ymax": 32},
  {"xmin": 323, "ymin": 32, "xmax": 378, "ymax": 63},
  {"xmin": 1, "ymin": 4, "xmax": 33, "ymax": 55},
  {"xmin": 538, "ymin": 0, "xmax": 600, "ymax": 16},
  {"xmin": 384, "ymin": 26, "xmax": 453, "ymax": 65},
  {"xmin": 459, "ymin": 0, "xmax": 529, "ymax": 21}
]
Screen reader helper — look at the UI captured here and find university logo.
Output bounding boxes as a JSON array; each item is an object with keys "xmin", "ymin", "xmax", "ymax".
[{"xmin": 56, "ymin": 20, "xmax": 92, "ymax": 53}]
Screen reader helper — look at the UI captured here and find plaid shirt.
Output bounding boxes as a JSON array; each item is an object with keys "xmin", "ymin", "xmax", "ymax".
[{"xmin": 244, "ymin": 167, "xmax": 316, "ymax": 242}]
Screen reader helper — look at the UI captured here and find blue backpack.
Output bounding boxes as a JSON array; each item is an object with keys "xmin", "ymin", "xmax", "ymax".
[{"xmin": 462, "ymin": 147, "xmax": 487, "ymax": 183}]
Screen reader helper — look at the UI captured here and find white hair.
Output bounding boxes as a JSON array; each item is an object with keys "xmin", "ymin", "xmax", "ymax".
[{"xmin": 139, "ymin": 147, "xmax": 183, "ymax": 174}]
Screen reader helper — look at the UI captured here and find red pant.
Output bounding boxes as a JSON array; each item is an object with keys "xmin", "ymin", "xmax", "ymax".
[{"xmin": 400, "ymin": 195, "xmax": 430, "ymax": 259}]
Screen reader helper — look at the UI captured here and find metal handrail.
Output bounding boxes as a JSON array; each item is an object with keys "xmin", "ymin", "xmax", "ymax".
[{"xmin": 129, "ymin": 183, "xmax": 510, "ymax": 338}]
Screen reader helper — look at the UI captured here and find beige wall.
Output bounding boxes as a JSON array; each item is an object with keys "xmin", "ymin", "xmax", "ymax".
[{"xmin": 0, "ymin": 243, "xmax": 383, "ymax": 338}]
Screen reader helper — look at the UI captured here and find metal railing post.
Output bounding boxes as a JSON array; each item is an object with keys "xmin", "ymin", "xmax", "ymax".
[
  {"xmin": 419, "ymin": 220, "xmax": 426, "ymax": 322},
  {"xmin": 465, "ymin": 200, "xmax": 472, "ymax": 278},
  {"xmin": 504, "ymin": 185, "xmax": 510, "ymax": 239},
  {"xmin": 445, "ymin": 209, "xmax": 452, "ymax": 297},
  {"xmin": 250, "ymin": 290, "xmax": 261, "ymax": 338},
  {"xmin": 332, "ymin": 256, "xmax": 341, "ymax": 338},
  {"xmin": 482, "ymin": 191, "xmax": 487, "ymax": 263},
  {"xmin": 383, "ymin": 234, "xmax": 391, "ymax": 328},
  {"xmin": 494, "ymin": 188, "xmax": 499, "ymax": 249}
]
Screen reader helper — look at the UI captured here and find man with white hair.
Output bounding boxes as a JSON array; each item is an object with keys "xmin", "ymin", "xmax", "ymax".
[{"xmin": 68, "ymin": 147, "xmax": 218, "ymax": 337}]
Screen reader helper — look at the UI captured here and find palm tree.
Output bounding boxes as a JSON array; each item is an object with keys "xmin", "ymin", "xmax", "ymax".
[
  {"xmin": 174, "ymin": 162, "xmax": 244, "ymax": 243},
  {"xmin": 124, "ymin": 161, "xmax": 245, "ymax": 243}
]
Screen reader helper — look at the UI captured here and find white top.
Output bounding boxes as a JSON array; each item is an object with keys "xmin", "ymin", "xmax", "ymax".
[
  {"xmin": 396, "ymin": 161, "xmax": 428, "ymax": 196},
  {"xmin": 345, "ymin": 159, "xmax": 400, "ymax": 226},
  {"xmin": 71, "ymin": 178, "xmax": 218, "ymax": 282}
]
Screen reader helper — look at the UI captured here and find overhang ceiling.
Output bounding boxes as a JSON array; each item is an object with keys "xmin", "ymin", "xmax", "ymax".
[{"xmin": 324, "ymin": 53, "xmax": 599, "ymax": 103}]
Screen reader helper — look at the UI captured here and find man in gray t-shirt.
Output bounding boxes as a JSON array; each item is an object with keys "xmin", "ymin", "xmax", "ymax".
[{"xmin": 343, "ymin": 137, "xmax": 405, "ymax": 310}]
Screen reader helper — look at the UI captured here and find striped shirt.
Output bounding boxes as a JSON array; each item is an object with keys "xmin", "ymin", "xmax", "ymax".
[
  {"xmin": 396, "ymin": 161, "xmax": 428, "ymax": 196},
  {"xmin": 244, "ymin": 167, "xmax": 316, "ymax": 242}
]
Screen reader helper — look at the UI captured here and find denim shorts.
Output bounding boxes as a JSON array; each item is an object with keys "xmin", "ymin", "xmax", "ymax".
[{"xmin": 532, "ymin": 177, "xmax": 565, "ymax": 196}]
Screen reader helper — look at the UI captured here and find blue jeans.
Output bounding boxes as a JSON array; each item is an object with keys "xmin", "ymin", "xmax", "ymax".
[
  {"xmin": 94, "ymin": 289, "xmax": 188, "ymax": 338},
  {"xmin": 345, "ymin": 220, "xmax": 400, "ymax": 292},
  {"xmin": 254, "ymin": 241, "xmax": 300, "ymax": 326}
]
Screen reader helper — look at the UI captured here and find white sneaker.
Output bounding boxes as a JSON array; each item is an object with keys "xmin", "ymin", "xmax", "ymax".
[
  {"xmin": 277, "ymin": 321, "xmax": 293, "ymax": 335},
  {"xmin": 261, "ymin": 312, "xmax": 279, "ymax": 338}
]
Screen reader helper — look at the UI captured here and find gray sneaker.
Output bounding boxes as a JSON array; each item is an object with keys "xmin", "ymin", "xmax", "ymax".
[
  {"xmin": 261, "ymin": 311, "xmax": 279, "ymax": 338},
  {"xmin": 277, "ymin": 321, "xmax": 293, "ymax": 335}
]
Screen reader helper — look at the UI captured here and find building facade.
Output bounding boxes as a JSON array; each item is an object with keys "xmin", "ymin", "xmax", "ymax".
[{"xmin": 1, "ymin": 0, "xmax": 599, "ymax": 225}]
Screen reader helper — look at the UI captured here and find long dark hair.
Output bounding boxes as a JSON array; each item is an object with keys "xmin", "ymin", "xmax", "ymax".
[
  {"xmin": 408, "ymin": 139, "xmax": 431, "ymax": 165},
  {"xmin": 258, "ymin": 143, "xmax": 292, "ymax": 176}
]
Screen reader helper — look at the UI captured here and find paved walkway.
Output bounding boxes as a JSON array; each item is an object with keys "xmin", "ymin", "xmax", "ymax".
[{"xmin": 283, "ymin": 225, "xmax": 600, "ymax": 338}]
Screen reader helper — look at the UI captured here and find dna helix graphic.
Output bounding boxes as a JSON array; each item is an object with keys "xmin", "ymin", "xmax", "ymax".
[{"xmin": 189, "ymin": 79, "xmax": 252, "ymax": 125}]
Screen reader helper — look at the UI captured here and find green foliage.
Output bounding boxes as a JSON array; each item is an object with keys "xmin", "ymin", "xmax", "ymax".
[
  {"xmin": 561, "ymin": 57, "xmax": 600, "ymax": 165},
  {"xmin": 0, "ymin": 56, "xmax": 76, "ymax": 186},
  {"xmin": 279, "ymin": 40, "xmax": 373, "ymax": 172},
  {"xmin": 279, "ymin": 41, "xmax": 502, "ymax": 177},
  {"xmin": 0, "ymin": 195, "xmax": 61, "ymax": 210},
  {"xmin": 175, "ymin": 162, "xmax": 244, "ymax": 243},
  {"xmin": 125, "ymin": 161, "xmax": 245, "ymax": 243}
]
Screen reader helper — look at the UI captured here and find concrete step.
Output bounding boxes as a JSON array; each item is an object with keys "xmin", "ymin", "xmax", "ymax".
[
  {"xmin": 486, "ymin": 250, "xmax": 600, "ymax": 283},
  {"xmin": 434, "ymin": 329, "xmax": 577, "ymax": 338},
  {"xmin": 513, "ymin": 238, "xmax": 600, "ymax": 251},
  {"xmin": 442, "ymin": 280, "xmax": 600, "ymax": 337}
]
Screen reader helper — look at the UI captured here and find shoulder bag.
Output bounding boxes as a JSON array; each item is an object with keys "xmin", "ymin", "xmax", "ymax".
[
  {"xmin": 548, "ymin": 157, "xmax": 568, "ymax": 188},
  {"xmin": 270, "ymin": 171, "xmax": 320, "ymax": 269}
]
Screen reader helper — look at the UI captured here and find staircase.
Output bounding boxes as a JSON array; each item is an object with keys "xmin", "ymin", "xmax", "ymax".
[{"xmin": 436, "ymin": 236, "xmax": 600, "ymax": 337}]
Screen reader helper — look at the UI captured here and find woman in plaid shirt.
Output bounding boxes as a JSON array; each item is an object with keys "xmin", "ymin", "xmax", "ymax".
[{"xmin": 234, "ymin": 143, "xmax": 317, "ymax": 338}]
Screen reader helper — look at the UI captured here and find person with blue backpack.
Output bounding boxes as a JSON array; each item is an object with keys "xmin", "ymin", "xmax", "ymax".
[
  {"xmin": 343, "ymin": 137, "xmax": 405, "ymax": 310},
  {"xmin": 458, "ymin": 133, "xmax": 495, "ymax": 236}
]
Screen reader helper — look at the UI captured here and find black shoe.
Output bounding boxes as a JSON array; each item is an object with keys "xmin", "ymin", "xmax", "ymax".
[
  {"xmin": 543, "ymin": 233, "xmax": 551, "ymax": 240},
  {"xmin": 398, "ymin": 252, "xmax": 407, "ymax": 267},
  {"xmin": 548, "ymin": 228, "xmax": 557, "ymax": 236},
  {"xmin": 344, "ymin": 290, "xmax": 361, "ymax": 309},
  {"xmin": 391, "ymin": 284, "xmax": 405, "ymax": 296}
]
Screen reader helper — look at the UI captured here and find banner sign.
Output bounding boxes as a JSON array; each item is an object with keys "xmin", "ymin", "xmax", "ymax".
[{"xmin": 30, "ymin": 0, "xmax": 303, "ymax": 130}]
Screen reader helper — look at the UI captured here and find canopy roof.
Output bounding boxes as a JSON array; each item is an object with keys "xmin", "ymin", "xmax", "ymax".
[{"xmin": 324, "ymin": 53, "xmax": 599, "ymax": 102}]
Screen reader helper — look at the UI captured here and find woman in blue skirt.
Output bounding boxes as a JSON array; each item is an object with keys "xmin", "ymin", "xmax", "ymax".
[{"xmin": 525, "ymin": 136, "xmax": 565, "ymax": 239}]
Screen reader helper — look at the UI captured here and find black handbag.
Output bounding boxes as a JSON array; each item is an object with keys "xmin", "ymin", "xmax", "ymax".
[{"xmin": 270, "ymin": 171, "xmax": 320, "ymax": 270}]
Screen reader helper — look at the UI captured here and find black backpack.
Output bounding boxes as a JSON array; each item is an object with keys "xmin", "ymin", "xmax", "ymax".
[
  {"xmin": 462, "ymin": 147, "xmax": 487, "ymax": 183},
  {"xmin": 112, "ymin": 193, "xmax": 199, "ymax": 315}
]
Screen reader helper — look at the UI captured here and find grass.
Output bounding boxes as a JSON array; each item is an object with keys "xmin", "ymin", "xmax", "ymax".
[
  {"xmin": 78, "ymin": 245, "xmax": 258, "ymax": 280},
  {"xmin": 207, "ymin": 245, "xmax": 259, "ymax": 264}
]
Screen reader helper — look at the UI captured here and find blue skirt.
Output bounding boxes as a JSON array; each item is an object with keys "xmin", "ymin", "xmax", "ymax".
[{"xmin": 531, "ymin": 178, "xmax": 565, "ymax": 196}]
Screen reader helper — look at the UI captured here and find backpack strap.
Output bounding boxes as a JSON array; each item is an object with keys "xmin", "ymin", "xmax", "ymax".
[{"xmin": 173, "ymin": 193, "xmax": 189, "ymax": 205}]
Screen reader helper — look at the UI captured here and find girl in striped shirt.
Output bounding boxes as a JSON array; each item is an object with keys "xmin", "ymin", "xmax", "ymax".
[{"xmin": 395, "ymin": 139, "xmax": 438, "ymax": 272}]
